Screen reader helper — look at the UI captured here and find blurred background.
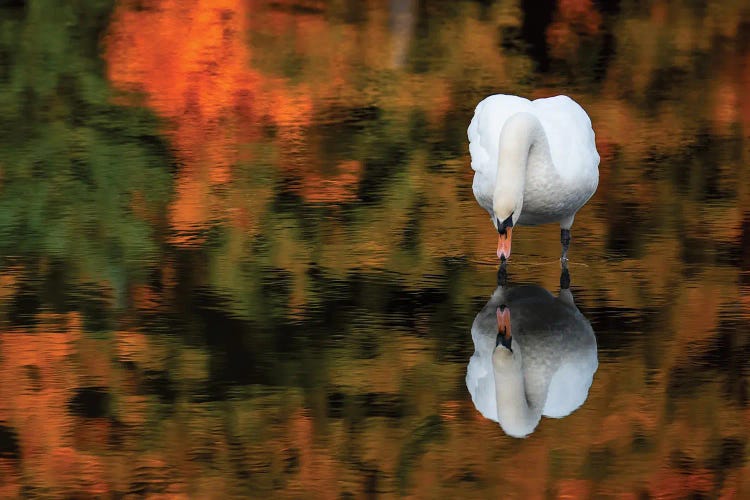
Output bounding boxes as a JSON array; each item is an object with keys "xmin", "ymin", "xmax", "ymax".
[{"xmin": 0, "ymin": 0, "xmax": 748, "ymax": 497}]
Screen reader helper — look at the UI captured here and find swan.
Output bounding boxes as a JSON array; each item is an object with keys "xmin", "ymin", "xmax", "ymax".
[
  {"xmin": 467, "ymin": 94, "xmax": 600, "ymax": 261},
  {"xmin": 465, "ymin": 270, "xmax": 598, "ymax": 438}
]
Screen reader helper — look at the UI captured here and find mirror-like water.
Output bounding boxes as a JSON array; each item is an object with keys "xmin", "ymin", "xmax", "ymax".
[{"xmin": 0, "ymin": 0, "xmax": 749, "ymax": 497}]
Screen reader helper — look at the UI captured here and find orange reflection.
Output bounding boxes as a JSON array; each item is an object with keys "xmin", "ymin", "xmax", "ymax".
[
  {"xmin": 0, "ymin": 313, "xmax": 107, "ymax": 496},
  {"xmin": 105, "ymin": 0, "xmax": 360, "ymax": 247},
  {"xmin": 105, "ymin": 0, "xmax": 262, "ymax": 246},
  {"xmin": 105, "ymin": 0, "xmax": 265, "ymax": 155},
  {"xmin": 296, "ymin": 159, "xmax": 362, "ymax": 205}
]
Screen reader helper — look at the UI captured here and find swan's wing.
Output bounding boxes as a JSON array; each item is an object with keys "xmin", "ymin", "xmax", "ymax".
[
  {"xmin": 531, "ymin": 95, "xmax": 600, "ymax": 183},
  {"xmin": 543, "ymin": 349, "xmax": 598, "ymax": 418},
  {"xmin": 466, "ymin": 350, "xmax": 498, "ymax": 422},
  {"xmin": 468, "ymin": 95, "xmax": 533, "ymax": 212},
  {"xmin": 466, "ymin": 288, "xmax": 507, "ymax": 422},
  {"xmin": 468, "ymin": 94, "xmax": 533, "ymax": 174}
]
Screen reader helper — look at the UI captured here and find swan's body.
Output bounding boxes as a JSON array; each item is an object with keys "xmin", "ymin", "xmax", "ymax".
[
  {"xmin": 466, "ymin": 282, "xmax": 598, "ymax": 438},
  {"xmin": 467, "ymin": 94, "xmax": 600, "ymax": 259}
]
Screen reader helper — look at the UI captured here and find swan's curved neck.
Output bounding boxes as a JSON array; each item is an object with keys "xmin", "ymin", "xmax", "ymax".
[
  {"xmin": 492, "ymin": 350, "xmax": 545, "ymax": 437},
  {"xmin": 493, "ymin": 112, "xmax": 552, "ymax": 219}
]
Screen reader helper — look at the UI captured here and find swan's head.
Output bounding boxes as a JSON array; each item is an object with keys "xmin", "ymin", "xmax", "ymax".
[
  {"xmin": 493, "ymin": 191, "xmax": 522, "ymax": 260},
  {"xmin": 494, "ymin": 214, "xmax": 514, "ymax": 261}
]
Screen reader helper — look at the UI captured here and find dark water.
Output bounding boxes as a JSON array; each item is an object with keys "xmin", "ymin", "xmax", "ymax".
[{"xmin": 0, "ymin": 0, "xmax": 749, "ymax": 497}]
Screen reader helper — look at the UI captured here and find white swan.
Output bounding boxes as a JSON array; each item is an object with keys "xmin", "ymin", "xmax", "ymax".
[
  {"xmin": 465, "ymin": 275, "xmax": 598, "ymax": 438},
  {"xmin": 468, "ymin": 94, "xmax": 600, "ymax": 260}
]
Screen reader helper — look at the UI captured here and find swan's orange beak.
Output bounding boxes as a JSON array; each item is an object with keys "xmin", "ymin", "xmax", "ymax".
[
  {"xmin": 497, "ymin": 227, "xmax": 512, "ymax": 260},
  {"xmin": 496, "ymin": 306, "xmax": 512, "ymax": 349}
]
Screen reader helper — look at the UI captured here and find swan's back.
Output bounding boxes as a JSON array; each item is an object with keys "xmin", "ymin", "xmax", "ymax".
[{"xmin": 468, "ymin": 94, "xmax": 600, "ymax": 187}]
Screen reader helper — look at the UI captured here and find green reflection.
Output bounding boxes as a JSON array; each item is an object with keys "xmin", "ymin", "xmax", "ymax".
[{"xmin": 0, "ymin": 0, "xmax": 171, "ymax": 293}]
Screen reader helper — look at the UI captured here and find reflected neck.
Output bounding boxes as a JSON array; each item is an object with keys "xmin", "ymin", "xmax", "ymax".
[{"xmin": 492, "ymin": 349, "xmax": 544, "ymax": 437}]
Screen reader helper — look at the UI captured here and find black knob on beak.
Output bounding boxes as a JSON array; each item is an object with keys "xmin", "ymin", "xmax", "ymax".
[
  {"xmin": 496, "ymin": 214, "xmax": 514, "ymax": 235},
  {"xmin": 495, "ymin": 330, "xmax": 513, "ymax": 351}
]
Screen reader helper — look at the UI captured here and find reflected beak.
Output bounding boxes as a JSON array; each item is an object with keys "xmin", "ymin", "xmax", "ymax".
[
  {"xmin": 495, "ymin": 306, "xmax": 512, "ymax": 350},
  {"xmin": 496, "ymin": 227, "xmax": 512, "ymax": 261}
]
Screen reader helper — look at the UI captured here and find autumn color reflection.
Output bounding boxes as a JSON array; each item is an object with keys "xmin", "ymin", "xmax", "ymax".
[
  {"xmin": 106, "ymin": 0, "xmax": 359, "ymax": 248},
  {"xmin": 0, "ymin": 0, "xmax": 749, "ymax": 497}
]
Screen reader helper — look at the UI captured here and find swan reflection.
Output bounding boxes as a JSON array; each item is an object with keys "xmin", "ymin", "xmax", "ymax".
[{"xmin": 466, "ymin": 269, "xmax": 598, "ymax": 438}]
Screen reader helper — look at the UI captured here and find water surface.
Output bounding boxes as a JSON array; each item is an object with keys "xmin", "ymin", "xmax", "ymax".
[{"xmin": 0, "ymin": 0, "xmax": 749, "ymax": 497}]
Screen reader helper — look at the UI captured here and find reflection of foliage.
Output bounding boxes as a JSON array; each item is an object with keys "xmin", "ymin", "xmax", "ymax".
[
  {"xmin": 0, "ymin": 0, "xmax": 749, "ymax": 497},
  {"xmin": 396, "ymin": 414, "xmax": 446, "ymax": 494},
  {"xmin": 0, "ymin": 1, "xmax": 172, "ymax": 288}
]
